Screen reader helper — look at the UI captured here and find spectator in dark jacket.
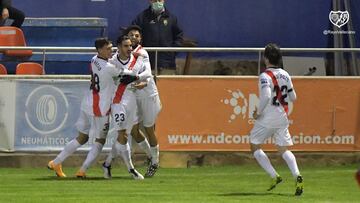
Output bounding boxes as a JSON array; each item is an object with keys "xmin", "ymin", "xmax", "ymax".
[
  {"xmin": 132, "ymin": 0, "xmax": 183, "ymax": 74},
  {"xmin": 0, "ymin": 0, "xmax": 25, "ymax": 28}
]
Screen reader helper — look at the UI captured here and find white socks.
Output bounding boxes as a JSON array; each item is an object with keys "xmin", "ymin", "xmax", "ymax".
[
  {"xmin": 80, "ymin": 142, "xmax": 103, "ymax": 172},
  {"xmin": 104, "ymin": 142, "xmax": 117, "ymax": 167},
  {"xmin": 254, "ymin": 149, "xmax": 301, "ymax": 179},
  {"xmin": 105, "ymin": 140, "xmax": 151, "ymax": 168},
  {"xmin": 150, "ymin": 145, "xmax": 159, "ymax": 165},
  {"xmin": 253, "ymin": 149, "xmax": 278, "ymax": 178},
  {"xmin": 127, "ymin": 133, "xmax": 133, "ymax": 151},
  {"xmin": 138, "ymin": 139, "xmax": 152, "ymax": 159},
  {"xmin": 282, "ymin": 150, "xmax": 300, "ymax": 178},
  {"xmin": 53, "ymin": 139, "xmax": 81, "ymax": 165},
  {"xmin": 115, "ymin": 141, "xmax": 134, "ymax": 171}
]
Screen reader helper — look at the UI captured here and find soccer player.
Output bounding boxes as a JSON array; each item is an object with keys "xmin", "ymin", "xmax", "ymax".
[
  {"xmin": 102, "ymin": 25, "xmax": 161, "ymax": 179},
  {"xmin": 102, "ymin": 35, "xmax": 149, "ymax": 180},
  {"xmin": 47, "ymin": 38, "xmax": 121, "ymax": 178},
  {"xmin": 249, "ymin": 43, "xmax": 303, "ymax": 196},
  {"xmin": 127, "ymin": 25, "xmax": 162, "ymax": 177}
]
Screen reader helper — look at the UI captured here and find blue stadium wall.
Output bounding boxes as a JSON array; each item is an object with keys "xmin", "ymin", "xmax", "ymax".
[{"xmin": 13, "ymin": 0, "xmax": 360, "ymax": 48}]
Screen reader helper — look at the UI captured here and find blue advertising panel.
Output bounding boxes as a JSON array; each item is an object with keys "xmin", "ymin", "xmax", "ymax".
[{"xmin": 14, "ymin": 80, "xmax": 117, "ymax": 151}]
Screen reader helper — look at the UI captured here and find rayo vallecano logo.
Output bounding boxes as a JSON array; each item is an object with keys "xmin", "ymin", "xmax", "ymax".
[
  {"xmin": 25, "ymin": 85, "xmax": 69, "ymax": 134},
  {"xmin": 221, "ymin": 89, "xmax": 293, "ymax": 124},
  {"xmin": 329, "ymin": 11, "xmax": 349, "ymax": 28}
]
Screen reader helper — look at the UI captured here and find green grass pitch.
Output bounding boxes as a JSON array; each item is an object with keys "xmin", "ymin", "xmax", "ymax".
[{"xmin": 0, "ymin": 164, "xmax": 359, "ymax": 203}]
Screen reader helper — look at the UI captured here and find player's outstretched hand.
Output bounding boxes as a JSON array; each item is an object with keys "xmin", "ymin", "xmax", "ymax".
[{"xmin": 120, "ymin": 75, "xmax": 139, "ymax": 85}]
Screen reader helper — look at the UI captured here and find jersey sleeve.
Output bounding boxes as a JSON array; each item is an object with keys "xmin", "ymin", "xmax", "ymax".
[
  {"xmin": 131, "ymin": 51, "xmax": 152, "ymax": 80},
  {"xmin": 287, "ymin": 74, "xmax": 297, "ymax": 102},
  {"xmin": 259, "ymin": 73, "xmax": 271, "ymax": 90},
  {"xmin": 137, "ymin": 54, "xmax": 152, "ymax": 81},
  {"xmin": 139, "ymin": 49, "xmax": 149, "ymax": 58},
  {"xmin": 257, "ymin": 73, "xmax": 272, "ymax": 115},
  {"xmin": 130, "ymin": 56, "xmax": 145, "ymax": 74},
  {"xmin": 107, "ymin": 63, "xmax": 121, "ymax": 77}
]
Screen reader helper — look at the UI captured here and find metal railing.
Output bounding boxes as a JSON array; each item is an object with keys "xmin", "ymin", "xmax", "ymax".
[{"xmin": 0, "ymin": 46, "xmax": 359, "ymax": 75}]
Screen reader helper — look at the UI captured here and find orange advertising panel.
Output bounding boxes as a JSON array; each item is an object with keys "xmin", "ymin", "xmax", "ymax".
[{"xmin": 156, "ymin": 76, "xmax": 360, "ymax": 151}]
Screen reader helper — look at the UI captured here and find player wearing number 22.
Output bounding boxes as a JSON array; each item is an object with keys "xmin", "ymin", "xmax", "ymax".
[
  {"xmin": 249, "ymin": 43, "xmax": 303, "ymax": 196},
  {"xmin": 47, "ymin": 38, "xmax": 130, "ymax": 178}
]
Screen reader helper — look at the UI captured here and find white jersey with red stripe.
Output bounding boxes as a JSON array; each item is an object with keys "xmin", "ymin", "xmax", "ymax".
[
  {"xmin": 132, "ymin": 46, "xmax": 158, "ymax": 98},
  {"xmin": 109, "ymin": 48, "xmax": 150, "ymax": 103},
  {"xmin": 109, "ymin": 51, "xmax": 142, "ymax": 133},
  {"xmin": 256, "ymin": 68, "xmax": 296, "ymax": 128},
  {"xmin": 80, "ymin": 55, "xmax": 120, "ymax": 117}
]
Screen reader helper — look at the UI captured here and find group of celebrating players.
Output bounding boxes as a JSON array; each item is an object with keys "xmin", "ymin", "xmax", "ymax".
[{"xmin": 47, "ymin": 25, "xmax": 161, "ymax": 180}]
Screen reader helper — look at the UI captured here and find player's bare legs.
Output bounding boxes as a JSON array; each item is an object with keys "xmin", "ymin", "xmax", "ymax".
[
  {"xmin": 277, "ymin": 145, "xmax": 303, "ymax": 196},
  {"xmin": 144, "ymin": 125, "xmax": 159, "ymax": 177},
  {"xmin": 145, "ymin": 125, "xmax": 158, "ymax": 147},
  {"xmin": 48, "ymin": 132, "xmax": 89, "ymax": 177},
  {"xmin": 131, "ymin": 123, "xmax": 152, "ymax": 162},
  {"xmin": 76, "ymin": 133, "xmax": 90, "ymax": 145}
]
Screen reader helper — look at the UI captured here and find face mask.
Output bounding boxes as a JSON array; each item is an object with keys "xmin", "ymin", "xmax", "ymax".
[{"xmin": 152, "ymin": 2, "xmax": 164, "ymax": 12}]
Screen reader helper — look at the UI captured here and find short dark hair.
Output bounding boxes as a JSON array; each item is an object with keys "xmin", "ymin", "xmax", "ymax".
[
  {"xmin": 264, "ymin": 43, "xmax": 282, "ymax": 66},
  {"xmin": 95, "ymin": 38, "xmax": 111, "ymax": 50},
  {"xmin": 123, "ymin": 25, "xmax": 142, "ymax": 36},
  {"xmin": 116, "ymin": 35, "xmax": 131, "ymax": 45}
]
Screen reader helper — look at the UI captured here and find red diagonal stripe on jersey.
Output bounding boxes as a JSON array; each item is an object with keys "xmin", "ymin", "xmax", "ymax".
[
  {"xmin": 112, "ymin": 83, "xmax": 127, "ymax": 104},
  {"xmin": 128, "ymin": 45, "xmax": 142, "ymax": 70},
  {"xmin": 90, "ymin": 69, "xmax": 102, "ymax": 116},
  {"xmin": 112, "ymin": 46, "xmax": 143, "ymax": 103},
  {"xmin": 92, "ymin": 89, "xmax": 102, "ymax": 116},
  {"xmin": 265, "ymin": 70, "xmax": 289, "ymax": 114}
]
